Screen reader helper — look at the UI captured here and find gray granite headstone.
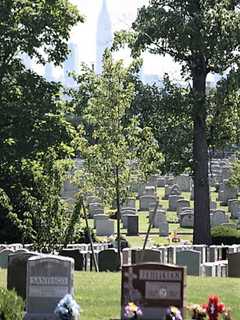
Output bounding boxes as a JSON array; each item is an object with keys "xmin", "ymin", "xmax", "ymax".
[
  {"xmin": 176, "ymin": 250, "xmax": 201, "ymax": 276},
  {"xmin": 0, "ymin": 249, "xmax": 14, "ymax": 269},
  {"xmin": 135, "ymin": 249, "xmax": 162, "ymax": 264},
  {"xmin": 7, "ymin": 251, "xmax": 39, "ymax": 300},
  {"xmin": 25, "ymin": 255, "xmax": 74, "ymax": 319}
]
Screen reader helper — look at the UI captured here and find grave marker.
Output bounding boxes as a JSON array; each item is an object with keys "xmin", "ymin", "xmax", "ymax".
[
  {"xmin": 25, "ymin": 255, "xmax": 74, "ymax": 319},
  {"xmin": 121, "ymin": 263, "xmax": 186, "ymax": 320}
]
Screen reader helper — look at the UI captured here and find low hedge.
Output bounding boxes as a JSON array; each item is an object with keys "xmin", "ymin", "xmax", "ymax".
[
  {"xmin": 211, "ymin": 225, "xmax": 240, "ymax": 245},
  {"xmin": 0, "ymin": 288, "xmax": 24, "ymax": 320}
]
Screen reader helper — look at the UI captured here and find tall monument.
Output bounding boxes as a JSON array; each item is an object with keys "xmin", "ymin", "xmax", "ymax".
[
  {"xmin": 96, "ymin": 0, "xmax": 112, "ymax": 74},
  {"xmin": 64, "ymin": 42, "xmax": 79, "ymax": 87}
]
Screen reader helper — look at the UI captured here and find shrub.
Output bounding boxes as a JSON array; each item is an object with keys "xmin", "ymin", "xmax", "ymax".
[
  {"xmin": 211, "ymin": 225, "xmax": 240, "ymax": 245},
  {"xmin": 0, "ymin": 288, "xmax": 24, "ymax": 320}
]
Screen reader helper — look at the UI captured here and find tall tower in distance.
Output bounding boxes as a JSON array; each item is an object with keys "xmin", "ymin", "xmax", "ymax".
[
  {"xmin": 64, "ymin": 42, "xmax": 79, "ymax": 87},
  {"xmin": 96, "ymin": 0, "xmax": 112, "ymax": 74}
]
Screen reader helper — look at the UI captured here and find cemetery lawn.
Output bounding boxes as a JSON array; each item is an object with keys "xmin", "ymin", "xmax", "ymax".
[{"xmin": 1, "ymin": 270, "xmax": 240, "ymax": 320}]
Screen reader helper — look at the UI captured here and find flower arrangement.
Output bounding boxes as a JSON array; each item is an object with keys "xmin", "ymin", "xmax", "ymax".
[
  {"xmin": 54, "ymin": 294, "xmax": 80, "ymax": 320},
  {"xmin": 165, "ymin": 306, "xmax": 183, "ymax": 320},
  {"xmin": 124, "ymin": 302, "xmax": 142, "ymax": 320},
  {"xmin": 188, "ymin": 296, "xmax": 232, "ymax": 320},
  {"xmin": 187, "ymin": 304, "xmax": 207, "ymax": 320},
  {"xmin": 202, "ymin": 295, "xmax": 225, "ymax": 320}
]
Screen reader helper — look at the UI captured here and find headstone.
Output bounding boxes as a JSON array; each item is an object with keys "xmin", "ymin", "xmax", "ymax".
[
  {"xmin": 180, "ymin": 212, "xmax": 194, "ymax": 228},
  {"xmin": 98, "ymin": 249, "xmax": 120, "ymax": 272},
  {"xmin": 176, "ymin": 250, "xmax": 201, "ymax": 276},
  {"xmin": 144, "ymin": 186, "xmax": 156, "ymax": 196},
  {"xmin": 94, "ymin": 213, "xmax": 108, "ymax": 228},
  {"xmin": 121, "ymin": 198, "xmax": 136, "ymax": 209},
  {"xmin": 169, "ymin": 184, "xmax": 181, "ymax": 196},
  {"xmin": 177, "ymin": 199, "xmax": 190, "ymax": 215},
  {"xmin": 7, "ymin": 251, "xmax": 39, "ymax": 300},
  {"xmin": 228, "ymin": 199, "xmax": 240, "ymax": 218},
  {"xmin": 159, "ymin": 222, "xmax": 169, "ymax": 237},
  {"xmin": 135, "ymin": 249, "xmax": 162, "ymax": 264},
  {"xmin": 210, "ymin": 210, "xmax": 229, "ymax": 227},
  {"xmin": 121, "ymin": 263, "xmax": 186, "ymax": 320},
  {"xmin": 0, "ymin": 249, "xmax": 14, "ymax": 269},
  {"xmin": 96, "ymin": 219, "xmax": 115, "ymax": 236},
  {"xmin": 175, "ymin": 175, "xmax": 191, "ymax": 192},
  {"xmin": 127, "ymin": 215, "xmax": 139, "ymax": 236},
  {"xmin": 25, "ymin": 255, "xmax": 74, "ymax": 319},
  {"xmin": 228, "ymin": 252, "xmax": 240, "ymax": 277},
  {"xmin": 168, "ymin": 195, "xmax": 184, "ymax": 211},
  {"xmin": 152, "ymin": 212, "xmax": 167, "ymax": 228},
  {"xmin": 88, "ymin": 202, "xmax": 104, "ymax": 218},
  {"xmin": 139, "ymin": 195, "xmax": 157, "ymax": 211},
  {"xmin": 59, "ymin": 249, "xmax": 85, "ymax": 271}
]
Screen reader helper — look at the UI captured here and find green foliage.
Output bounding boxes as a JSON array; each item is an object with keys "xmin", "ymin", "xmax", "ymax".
[
  {"xmin": 0, "ymin": 0, "xmax": 83, "ymax": 246},
  {"xmin": 132, "ymin": 76, "xmax": 193, "ymax": 174},
  {"xmin": 207, "ymin": 68, "xmax": 240, "ymax": 151},
  {"xmin": 0, "ymin": 0, "xmax": 83, "ymax": 71},
  {"xmin": 0, "ymin": 288, "xmax": 24, "ymax": 320},
  {"xmin": 112, "ymin": 0, "xmax": 240, "ymax": 245},
  {"xmin": 73, "ymin": 50, "xmax": 162, "ymax": 206},
  {"xmin": 229, "ymin": 158, "xmax": 240, "ymax": 188},
  {"xmin": 211, "ymin": 225, "xmax": 240, "ymax": 245}
]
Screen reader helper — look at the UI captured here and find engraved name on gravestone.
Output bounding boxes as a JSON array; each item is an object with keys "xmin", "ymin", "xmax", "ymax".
[
  {"xmin": 121, "ymin": 263, "xmax": 186, "ymax": 320},
  {"xmin": 25, "ymin": 255, "xmax": 74, "ymax": 320}
]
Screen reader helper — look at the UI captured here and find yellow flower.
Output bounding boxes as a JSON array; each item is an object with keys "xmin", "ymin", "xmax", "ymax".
[{"xmin": 129, "ymin": 302, "xmax": 138, "ymax": 312}]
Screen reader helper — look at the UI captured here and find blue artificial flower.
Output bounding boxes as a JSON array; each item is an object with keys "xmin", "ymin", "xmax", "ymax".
[{"xmin": 55, "ymin": 294, "xmax": 80, "ymax": 320}]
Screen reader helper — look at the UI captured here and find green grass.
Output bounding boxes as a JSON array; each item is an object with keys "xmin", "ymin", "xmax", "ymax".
[{"xmin": 1, "ymin": 270, "xmax": 240, "ymax": 320}]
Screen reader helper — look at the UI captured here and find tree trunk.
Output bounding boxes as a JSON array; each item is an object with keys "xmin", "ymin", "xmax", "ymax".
[
  {"xmin": 192, "ymin": 57, "xmax": 211, "ymax": 245},
  {"xmin": 115, "ymin": 165, "xmax": 121, "ymax": 268}
]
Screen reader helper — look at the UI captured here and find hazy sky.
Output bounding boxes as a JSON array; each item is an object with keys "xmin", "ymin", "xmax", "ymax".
[{"xmin": 33, "ymin": 0, "xmax": 216, "ymax": 83}]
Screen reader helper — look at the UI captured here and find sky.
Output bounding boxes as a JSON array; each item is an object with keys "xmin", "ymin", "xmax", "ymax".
[{"xmin": 32, "ymin": 0, "xmax": 217, "ymax": 84}]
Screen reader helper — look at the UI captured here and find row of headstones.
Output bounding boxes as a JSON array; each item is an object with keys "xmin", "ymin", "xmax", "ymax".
[
  {"xmin": 5, "ymin": 246, "xmax": 240, "ymax": 319},
  {"xmin": 5, "ymin": 246, "xmax": 186, "ymax": 320},
  {"xmin": 0, "ymin": 242, "xmax": 112, "ymax": 268}
]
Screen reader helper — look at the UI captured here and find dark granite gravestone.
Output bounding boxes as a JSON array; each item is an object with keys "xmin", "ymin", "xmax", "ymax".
[
  {"xmin": 98, "ymin": 249, "xmax": 120, "ymax": 272},
  {"xmin": 127, "ymin": 215, "xmax": 139, "ymax": 236},
  {"xmin": 59, "ymin": 249, "xmax": 85, "ymax": 271},
  {"xmin": 121, "ymin": 263, "xmax": 186, "ymax": 320},
  {"xmin": 7, "ymin": 251, "xmax": 39, "ymax": 300},
  {"xmin": 228, "ymin": 252, "xmax": 240, "ymax": 277},
  {"xmin": 25, "ymin": 255, "xmax": 74, "ymax": 319}
]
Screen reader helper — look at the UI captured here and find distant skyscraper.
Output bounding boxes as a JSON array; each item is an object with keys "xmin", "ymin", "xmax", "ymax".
[
  {"xmin": 96, "ymin": 0, "xmax": 113, "ymax": 74},
  {"xmin": 63, "ymin": 42, "xmax": 79, "ymax": 87}
]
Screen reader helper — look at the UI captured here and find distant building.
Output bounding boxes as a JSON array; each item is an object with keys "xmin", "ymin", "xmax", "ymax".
[
  {"xmin": 63, "ymin": 42, "xmax": 79, "ymax": 87},
  {"xmin": 96, "ymin": 0, "xmax": 113, "ymax": 74}
]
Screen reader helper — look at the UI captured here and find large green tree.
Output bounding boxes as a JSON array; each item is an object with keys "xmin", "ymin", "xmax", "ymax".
[
  {"xmin": 114, "ymin": 0, "xmax": 240, "ymax": 244},
  {"xmin": 72, "ymin": 51, "xmax": 161, "ymax": 258},
  {"xmin": 0, "ymin": 0, "xmax": 83, "ymax": 247}
]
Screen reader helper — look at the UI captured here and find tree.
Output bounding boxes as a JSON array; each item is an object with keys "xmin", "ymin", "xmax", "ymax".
[
  {"xmin": 72, "ymin": 51, "xmax": 161, "ymax": 259},
  {"xmin": 0, "ymin": 0, "xmax": 83, "ymax": 247},
  {"xmin": 131, "ymin": 76, "xmax": 193, "ymax": 174},
  {"xmin": 114, "ymin": 0, "xmax": 240, "ymax": 244}
]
